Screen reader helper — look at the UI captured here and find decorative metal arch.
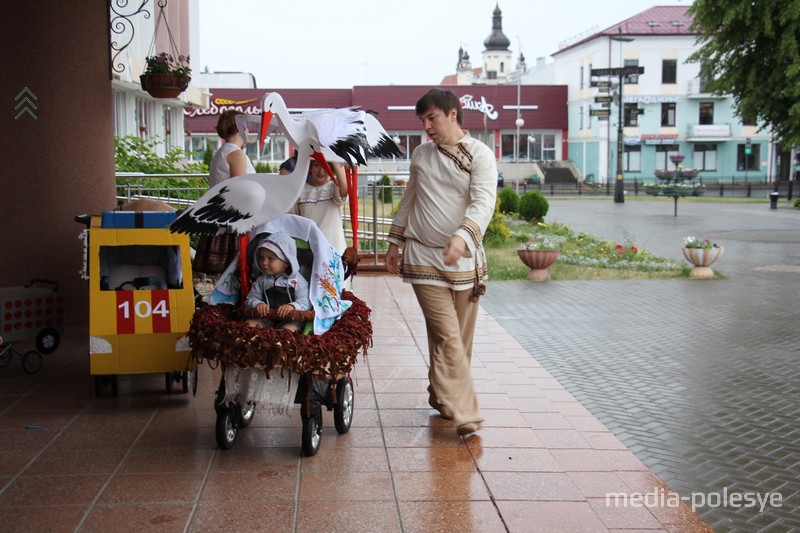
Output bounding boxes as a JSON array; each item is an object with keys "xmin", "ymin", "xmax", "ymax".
[{"xmin": 109, "ymin": 0, "xmax": 151, "ymax": 75}]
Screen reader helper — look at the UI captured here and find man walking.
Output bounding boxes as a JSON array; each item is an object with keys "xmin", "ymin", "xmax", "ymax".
[{"xmin": 385, "ymin": 88, "xmax": 497, "ymax": 436}]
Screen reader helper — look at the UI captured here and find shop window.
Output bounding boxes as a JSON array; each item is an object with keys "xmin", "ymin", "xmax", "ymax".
[
  {"xmin": 655, "ymin": 144, "xmax": 680, "ymax": 169},
  {"xmin": 624, "ymin": 145, "xmax": 641, "ymax": 172},
  {"xmin": 693, "ymin": 144, "xmax": 717, "ymax": 171},
  {"xmin": 737, "ymin": 144, "xmax": 760, "ymax": 171}
]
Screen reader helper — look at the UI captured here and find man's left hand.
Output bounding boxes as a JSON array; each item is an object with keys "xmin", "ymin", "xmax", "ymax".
[{"xmin": 443, "ymin": 235, "xmax": 467, "ymax": 266}]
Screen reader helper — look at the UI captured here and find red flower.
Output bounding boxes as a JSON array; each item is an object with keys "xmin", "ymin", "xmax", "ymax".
[{"xmin": 615, "ymin": 244, "xmax": 623, "ymax": 249}]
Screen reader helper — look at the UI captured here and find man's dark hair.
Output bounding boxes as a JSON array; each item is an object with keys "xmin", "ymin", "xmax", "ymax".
[{"xmin": 415, "ymin": 88, "xmax": 463, "ymax": 126}]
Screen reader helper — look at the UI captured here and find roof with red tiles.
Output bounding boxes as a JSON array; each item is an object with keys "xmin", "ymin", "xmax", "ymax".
[{"xmin": 555, "ymin": 6, "xmax": 694, "ymax": 55}]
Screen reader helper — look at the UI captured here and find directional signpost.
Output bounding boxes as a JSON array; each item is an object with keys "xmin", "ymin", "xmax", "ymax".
[{"xmin": 591, "ymin": 66, "xmax": 645, "ymax": 203}]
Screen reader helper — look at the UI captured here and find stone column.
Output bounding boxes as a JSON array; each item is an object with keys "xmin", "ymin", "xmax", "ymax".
[{"xmin": 0, "ymin": 0, "xmax": 115, "ymax": 327}]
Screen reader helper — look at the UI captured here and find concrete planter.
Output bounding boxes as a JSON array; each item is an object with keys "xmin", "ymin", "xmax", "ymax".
[
  {"xmin": 682, "ymin": 246, "xmax": 723, "ymax": 279},
  {"xmin": 518, "ymin": 250, "xmax": 560, "ymax": 281}
]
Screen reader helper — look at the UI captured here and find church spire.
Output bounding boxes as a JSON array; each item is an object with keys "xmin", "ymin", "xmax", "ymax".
[{"xmin": 483, "ymin": 3, "xmax": 511, "ymax": 51}]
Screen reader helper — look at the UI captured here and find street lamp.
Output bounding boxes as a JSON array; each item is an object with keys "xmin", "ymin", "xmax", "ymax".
[
  {"xmin": 515, "ymin": 117, "xmax": 525, "ymax": 161},
  {"xmin": 610, "ymin": 31, "xmax": 634, "ymax": 204}
]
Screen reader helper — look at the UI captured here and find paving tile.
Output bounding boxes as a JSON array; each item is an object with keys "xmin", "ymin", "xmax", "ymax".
[
  {"xmin": 495, "ymin": 500, "xmax": 608, "ymax": 532},
  {"xmin": 387, "ymin": 447, "xmax": 476, "ymax": 472},
  {"xmin": 0, "ymin": 505, "xmax": 86, "ymax": 533},
  {"xmin": 296, "ymin": 501, "xmax": 401, "ymax": 533},
  {"xmin": 99, "ymin": 473, "xmax": 205, "ymax": 504},
  {"xmin": 392, "ymin": 471, "xmax": 491, "ymax": 501},
  {"xmin": 200, "ymin": 471, "xmax": 298, "ymax": 502},
  {"xmin": 189, "ymin": 501, "xmax": 295, "ymax": 532},
  {"xmin": 398, "ymin": 501, "xmax": 506, "ymax": 533},
  {"xmin": 483, "ymin": 471, "xmax": 584, "ymax": 501},
  {"xmin": 80, "ymin": 503, "xmax": 193, "ymax": 533}
]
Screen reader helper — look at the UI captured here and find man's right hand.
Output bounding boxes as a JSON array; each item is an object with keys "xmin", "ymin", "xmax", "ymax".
[{"xmin": 385, "ymin": 244, "xmax": 401, "ymax": 275}]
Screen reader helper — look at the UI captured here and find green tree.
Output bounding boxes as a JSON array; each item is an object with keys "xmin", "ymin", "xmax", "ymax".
[{"xmin": 688, "ymin": 0, "xmax": 800, "ymax": 147}]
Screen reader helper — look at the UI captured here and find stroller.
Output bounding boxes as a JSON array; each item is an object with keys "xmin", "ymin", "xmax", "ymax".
[{"xmin": 187, "ymin": 215, "xmax": 372, "ymax": 456}]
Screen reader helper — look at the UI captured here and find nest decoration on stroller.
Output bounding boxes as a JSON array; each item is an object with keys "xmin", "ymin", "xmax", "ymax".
[{"xmin": 186, "ymin": 215, "xmax": 372, "ymax": 456}]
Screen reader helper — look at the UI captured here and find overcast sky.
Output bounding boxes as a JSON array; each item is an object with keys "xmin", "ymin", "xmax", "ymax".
[{"xmin": 197, "ymin": 0, "xmax": 692, "ymax": 88}]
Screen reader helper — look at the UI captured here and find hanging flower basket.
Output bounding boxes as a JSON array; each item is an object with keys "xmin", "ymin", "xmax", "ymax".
[{"xmin": 140, "ymin": 72, "xmax": 187, "ymax": 98}]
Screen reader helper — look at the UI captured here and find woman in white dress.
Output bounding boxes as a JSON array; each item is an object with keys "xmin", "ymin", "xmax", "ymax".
[{"xmin": 192, "ymin": 110, "xmax": 256, "ymax": 274}]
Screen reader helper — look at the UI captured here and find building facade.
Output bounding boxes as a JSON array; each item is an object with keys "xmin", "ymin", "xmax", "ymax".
[
  {"xmin": 183, "ymin": 85, "xmax": 568, "ymax": 183},
  {"xmin": 552, "ymin": 6, "xmax": 773, "ymax": 185}
]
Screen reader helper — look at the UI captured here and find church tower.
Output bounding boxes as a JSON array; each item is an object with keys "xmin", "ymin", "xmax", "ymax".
[
  {"xmin": 480, "ymin": 3, "xmax": 512, "ymax": 84},
  {"xmin": 456, "ymin": 46, "xmax": 475, "ymax": 85}
]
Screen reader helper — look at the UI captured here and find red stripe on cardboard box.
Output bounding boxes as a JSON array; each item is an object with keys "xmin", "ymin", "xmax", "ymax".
[
  {"xmin": 116, "ymin": 291, "xmax": 135, "ymax": 334},
  {"xmin": 150, "ymin": 290, "xmax": 171, "ymax": 333}
]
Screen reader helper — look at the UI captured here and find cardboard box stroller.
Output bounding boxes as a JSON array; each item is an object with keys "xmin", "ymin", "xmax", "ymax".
[
  {"xmin": 76, "ymin": 211, "xmax": 197, "ymax": 396},
  {"xmin": 0, "ymin": 279, "xmax": 64, "ymax": 373}
]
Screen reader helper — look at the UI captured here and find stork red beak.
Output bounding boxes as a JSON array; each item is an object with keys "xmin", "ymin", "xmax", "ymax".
[
  {"xmin": 311, "ymin": 152, "xmax": 337, "ymax": 184},
  {"xmin": 259, "ymin": 110, "xmax": 273, "ymax": 151}
]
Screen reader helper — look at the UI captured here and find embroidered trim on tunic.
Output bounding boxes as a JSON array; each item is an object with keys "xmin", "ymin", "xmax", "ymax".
[
  {"xmin": 388, "ymin": 224, "xmax": 407, "ymax": 243},
  {"xmin": 436, "ymin": 142, "xmax": 473, "ymax": 173},
  {"xmin": 459, "ymin": 219, "xmax": 483, "ymax": 248},
  {"xmin": 401, "ymin": 264, "xmax": 487, "ymax": 286}
]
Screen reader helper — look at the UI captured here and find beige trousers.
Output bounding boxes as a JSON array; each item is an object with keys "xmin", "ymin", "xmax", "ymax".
[{"xmin": 412, "ymin": 284, "xmax": 482, "ymax": 426}]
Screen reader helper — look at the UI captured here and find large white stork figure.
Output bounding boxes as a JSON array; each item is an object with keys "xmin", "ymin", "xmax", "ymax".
[
  {"xmin": 259, "ymin": 92, "xmax": 368, "ymax": 169},
  {"xmin": 170, "ymin": 137, "xmax": 331, "ymax": 236},
  {"xmin": 258, "ymin": 92, "xmax": 404, "ymax": 249},
  {"xmin": 171, "ymin": 137, "xmax": 332, "ymax": 297}
]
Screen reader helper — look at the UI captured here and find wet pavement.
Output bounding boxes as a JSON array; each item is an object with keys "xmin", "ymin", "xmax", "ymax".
[{"xmin": 480, "ymin": 199, "xmax": 800, "ymax": 532}]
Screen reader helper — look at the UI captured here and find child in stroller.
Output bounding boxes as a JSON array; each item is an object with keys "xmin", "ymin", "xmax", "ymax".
[
  {"xmin": 191, "ymin": 214, "xmax": 372, "ymax": 456},
  {"xmin": 242, "ymin": 231, "xmax": 311, "ymax": 332}
]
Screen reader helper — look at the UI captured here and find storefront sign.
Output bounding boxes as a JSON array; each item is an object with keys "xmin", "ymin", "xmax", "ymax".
[
  {"xmin": 689, "ymin": 124, "xmax": 731, "ymax": 137},
  {"xmin": 459, "ymin": 94, "xmax": 498, "ymax": 120},
  {"xmin": 640, "ymin": 133, "xmax": 679, "ymax": 145},
  {"xmin": 185, "ymin": 97, "xmax": 261, "ymax": 117},
  {"xmin": 623, "ymin": 95, "xmax": 681, "ymax": 104}
]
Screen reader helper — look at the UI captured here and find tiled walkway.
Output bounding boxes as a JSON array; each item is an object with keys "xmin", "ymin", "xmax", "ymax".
[{"xmin": 0, "ymin": 274, "xmax": 709, "ymax": 532}]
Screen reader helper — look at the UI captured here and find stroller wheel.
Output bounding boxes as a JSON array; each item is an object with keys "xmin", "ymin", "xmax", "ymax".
[
  {"xmin": 333, "ymin": 376, "xmax": 354, "ymax": 434},
  {"xmin": 22, "ymin": 351, "xmax": 43, "ymax": 374},
  {"xmin": 215, "ymin": 408, "xmax": 237, "ymax": 450},
  {"xmin": 240, "ymin": 402, "xmax": 256, "ymax": 427},
  {"xmin": 302, "ymin": 414, "xmax": 321, "ymax": 457},
  {"xmin": 36, "ymin": 328, "xmax": 60, "ymax": 355}
]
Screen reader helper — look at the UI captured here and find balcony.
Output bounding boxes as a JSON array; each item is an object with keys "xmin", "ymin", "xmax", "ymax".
[{"xmin": 686, "ymin": 78, "xmax": 726, "ymax": 98}]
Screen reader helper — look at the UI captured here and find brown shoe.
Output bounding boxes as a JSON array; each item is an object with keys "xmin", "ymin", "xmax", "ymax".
[{"xmin": 456, "ymin": 422, "xmax": 482, "ymax": 436}]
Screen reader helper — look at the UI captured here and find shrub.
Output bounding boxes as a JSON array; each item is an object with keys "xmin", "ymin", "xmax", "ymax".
[
  {"xmin": 518, "ymin": 190, "xmax": 549, "ymax": 223},
  {"xmin": 498, "ymin": 187, "xmax": 519, "ymax": 214},
  {"xmin": 794, "ymin": 198, "xmax": 800, "ymax": 209},
  {"xmin": 485, "ymin": 198, "xmax": 510, "ymax": 244},
  {"xmin": 254, "ymin": 161, "xmax": 274, "ymax": 173},
  {"xmin": 114, "ymin": 135, "xmax": 207, "ymax": 174},
  {"xmin": 379, "ymin": 175, "xmax": 393, "ymax": 203},
  {"xmin": 202, "ymin": 145, "xmax": 214, "ymax": 168}
]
